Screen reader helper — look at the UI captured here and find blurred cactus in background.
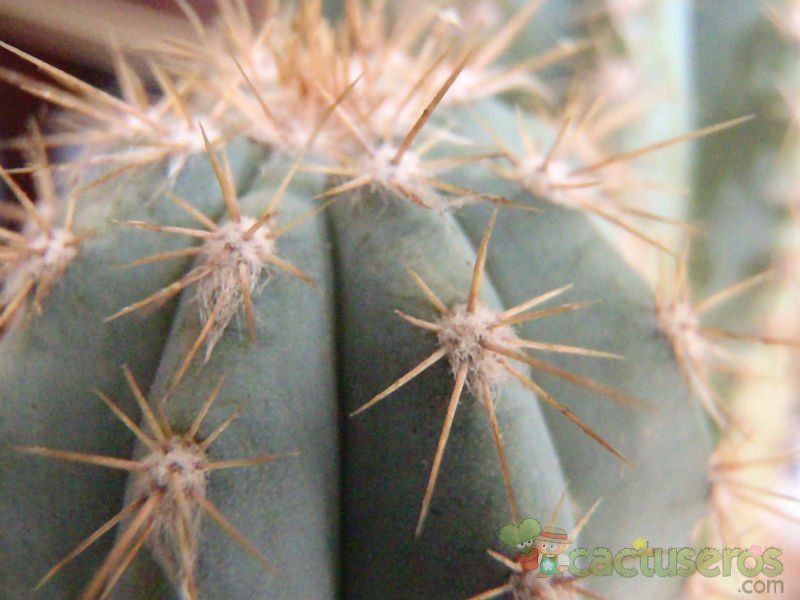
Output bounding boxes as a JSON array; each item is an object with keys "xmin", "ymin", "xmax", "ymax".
[{"xmin": 0, "ymin": 1, "xmax": 798, "ymax": 599}]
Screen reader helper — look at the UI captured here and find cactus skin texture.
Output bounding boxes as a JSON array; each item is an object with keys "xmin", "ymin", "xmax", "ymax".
[
  {"xmin": 0, "ymin": 141, "xmax": 262, "ymax": 598},
  {"xmin": 1, "ymin": 1, "xmax": 795, "ymax": 599}
]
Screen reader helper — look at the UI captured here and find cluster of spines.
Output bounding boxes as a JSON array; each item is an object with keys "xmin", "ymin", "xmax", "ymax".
[{"xmin": 16, "ymin": 367, "xmax": 291, "ymax": 599}]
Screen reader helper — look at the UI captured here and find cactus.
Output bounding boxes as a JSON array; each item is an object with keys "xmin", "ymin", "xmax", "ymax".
[{"xmin": 0, "ymin": 1, "xmax": 797, "ymax": 599}]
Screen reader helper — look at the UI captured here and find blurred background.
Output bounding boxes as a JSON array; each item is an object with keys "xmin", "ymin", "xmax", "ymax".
[{"xmin": 0, "ymin": 0, "xmax": 204, "ymax": 170}]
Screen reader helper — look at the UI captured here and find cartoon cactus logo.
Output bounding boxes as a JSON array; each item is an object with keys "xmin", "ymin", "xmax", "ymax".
[
  {"xmin": 499, "ymin": 518, "xmax": 543, "ymax": 556},
  {"xmin": 0, "ymin": 1, "xmax": 798, "ymax": 599}
]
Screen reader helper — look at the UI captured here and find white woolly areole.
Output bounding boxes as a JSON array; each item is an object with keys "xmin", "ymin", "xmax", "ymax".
[
  {"xmin": 197, "ymin": 216, "xmax": 275, "ymax": 357},
  {"xmin": 657, "ymin": 299, "xmax": 705, "ymax": 363},
  {"xmin": 121, "ymin": 112, "xmax": 220, "ymax": 154},
  {"xmin": 34, "ymin": 228, "xmax": 77, "ymax": 269},
  {"xmin": 133, "ymin": 437, "xmax": 208, "ymax": 505},
  {"xmin": 163, "ymin": 118, "xmax": 221, "ymax": 178},
  {"xmin": 363, "ymin": 144, "xmax": 448, "ymax": 210},
  {"xmin": 518, "ymin": 156, "xmax": 585, "ymax": 209},
  {"xmin": 366, "ymin": 144, "xmax": 423, "ymax": 185},
  {"xmin": 131, "ymin": 436, "xmax": 208, "ymax": 588},
  {"xmin": 115, "ymin": 114, "xmax": 221, "ymax": 177},
  {"xmin": 436, "ymin": 302, "xmax": 520, "ymax": 390},
  {"xmin": 249, "ymin": 44, "xmax": 280, "ymax": 86},
  {"xmin": 593, "ymin": 59, "xmax": 640, "ymax": 100},
  {"xmin": 167, "ymin": 122, "xmax": 219, "ymax": 156},
  {"xmin": 244, "ymin": 91, "xmax": 337, "ymax": 154},
  {"xmin": 2, "ymin": 228, "xmax": 77, "ymax": 304}
]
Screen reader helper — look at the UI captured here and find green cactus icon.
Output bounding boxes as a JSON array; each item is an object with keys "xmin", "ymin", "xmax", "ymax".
[{"xmin": 499, "ymin": 518, "xmax": 542, "ymax": 555}]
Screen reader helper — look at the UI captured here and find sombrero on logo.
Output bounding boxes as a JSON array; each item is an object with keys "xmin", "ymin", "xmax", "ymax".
[{"xmin": 537, "ymin": 527, "xmax": 572, "ymax": 544}]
